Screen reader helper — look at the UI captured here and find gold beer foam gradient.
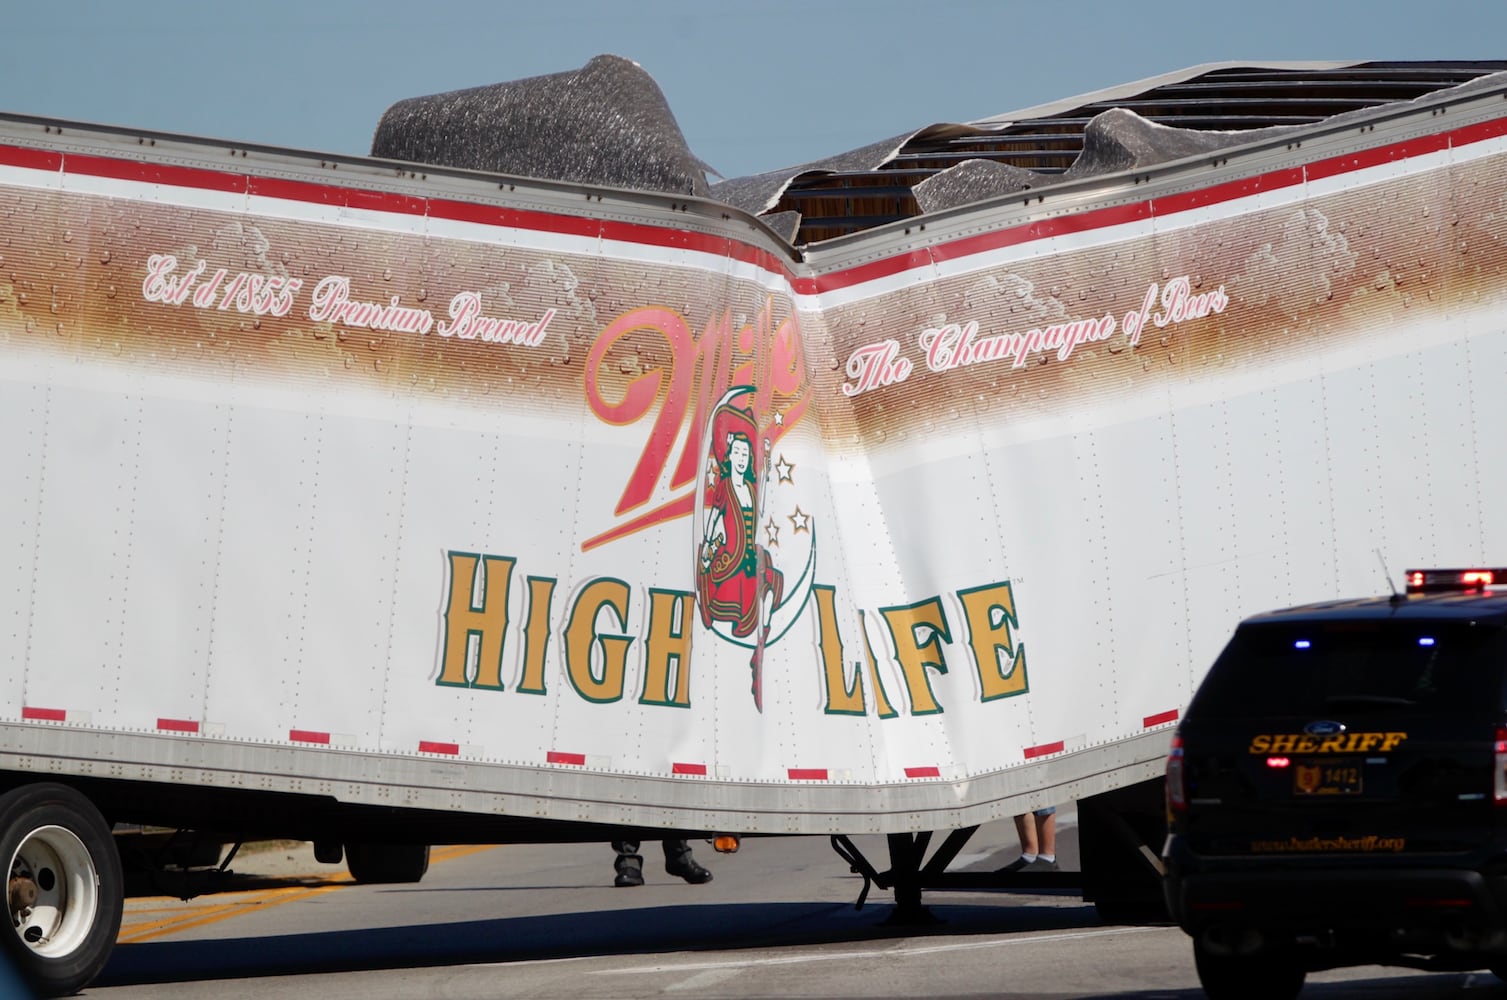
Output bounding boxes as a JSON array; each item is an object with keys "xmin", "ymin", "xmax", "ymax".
[
  {"xmin": 807, "ymin": 153, "xmax": 1507, "ymax": 450},
  {"xmin": 1, "ymin": 152, "xmax": 1505, "ymax": 452},
  {"xmin": 0, "ymin": 186, "xmax": 795, "ymax": 419}
]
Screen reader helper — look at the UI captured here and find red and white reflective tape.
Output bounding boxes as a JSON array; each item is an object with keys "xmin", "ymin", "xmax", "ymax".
[
  {"xmin": 671, "ymin": 762, "xmax": 708, "ymax": 776},
  {"xmin": 787, "ymin": 768, "xmax": 829, "ymax": 781},
  {"xmin": 21, "ymin": 706, "xmax": 67, "ymax": 723},
  {"xmin": 546, "ymin": 750, "xmax": 586, "ymax": 766},
  {"xmin": 157, "ymin": 718, "xmax": 200, "ymax": 734},
  {"xmin": 1023, "ymin": 740, "xmax": 1065, "ymax": 760},
  {"xmin": 904, "ymin": 766, "xmax": 942, "ymax": 779},
  {"xmin": 1143, "ymin": 709, "xmax": 1180, "ymax": 728},
  {"xmin": 289, "ymin": 729, "xmax": 331, "ymax": 745},
  {"xmin": 418, "ymin": 740, "xmax": 460, "ymax": 756}
]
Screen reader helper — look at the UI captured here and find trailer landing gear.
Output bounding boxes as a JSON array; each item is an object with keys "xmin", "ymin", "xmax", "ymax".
[{"xmin": 830, "ymin": 826, "xmax": 1082, "ymax": 922}]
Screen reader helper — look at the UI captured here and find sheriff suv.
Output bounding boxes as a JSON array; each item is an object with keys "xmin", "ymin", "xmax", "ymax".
[{"xmin": 1163, "ymin": 568, "xmax": 1507, "ymax": 1000}]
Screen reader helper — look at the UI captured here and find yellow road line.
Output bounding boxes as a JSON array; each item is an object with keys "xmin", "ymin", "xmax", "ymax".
[
  {"xmin": 429, "ymin": 844, "xmax": 500, "ymax": 865},
  {"xmin": 120, "ymin": 882, "xmax": 348, "ymax": 943},
  {"xmin": 118, "ymin": 844, "xmax": 499, "ymax": 944}
]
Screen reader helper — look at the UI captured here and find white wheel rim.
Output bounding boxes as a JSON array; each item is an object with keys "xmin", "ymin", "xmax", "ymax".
[{"xmin": 8, "ymin": 825, "xmax": 99, "ymax": 958}]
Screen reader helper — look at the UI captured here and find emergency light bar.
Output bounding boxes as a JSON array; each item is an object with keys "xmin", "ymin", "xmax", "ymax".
[{"xmin": 1404, "ymin": 568, "xmax": 1507, "ymax": 594}]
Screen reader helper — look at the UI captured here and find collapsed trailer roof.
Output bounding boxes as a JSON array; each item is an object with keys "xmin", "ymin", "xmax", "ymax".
[{"xmin": 373, "ymin": 58, "xmax": 1507, "ymax": 248}]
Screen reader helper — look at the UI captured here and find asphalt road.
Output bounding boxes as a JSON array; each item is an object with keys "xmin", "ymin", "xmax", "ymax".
[{"xmin": 80, "ymin": 815, "xmax": 1507, "ymax": 1000}]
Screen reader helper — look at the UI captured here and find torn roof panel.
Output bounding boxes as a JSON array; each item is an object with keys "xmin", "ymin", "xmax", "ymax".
[
  {"xmin": 372, "ymin": 58, "xmax": 1507, "ymax": 249},
  {"xmin": 760, "ymin": 60, "xmax": 1507, "ymax": 244}
]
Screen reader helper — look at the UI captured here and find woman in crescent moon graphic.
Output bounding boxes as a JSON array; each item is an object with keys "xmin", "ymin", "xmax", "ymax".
[{"xmin": 697, "ymin": 400, "xmax": 783, "ymax": 709}]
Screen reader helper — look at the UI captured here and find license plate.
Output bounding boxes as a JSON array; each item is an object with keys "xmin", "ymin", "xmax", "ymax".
[{"xmin": 1294, "ymin": 757, "xmax": 1362, "ymax": 796}]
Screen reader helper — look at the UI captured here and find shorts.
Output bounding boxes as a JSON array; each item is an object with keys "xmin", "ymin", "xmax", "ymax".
[{"xmin": 1033, "ymin": 806, "xmax": 1056, "ymax": 818}]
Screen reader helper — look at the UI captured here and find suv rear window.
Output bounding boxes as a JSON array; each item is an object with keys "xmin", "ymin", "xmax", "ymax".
[{"xmin": 1189, "ymin": 620, "xmax": 1507, "ymax": 719}]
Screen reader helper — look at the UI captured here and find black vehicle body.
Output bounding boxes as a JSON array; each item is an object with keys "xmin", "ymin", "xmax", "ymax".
[{"xmin": 1163, "ymin": 578, "xmax": 1507, "ymax": 998}]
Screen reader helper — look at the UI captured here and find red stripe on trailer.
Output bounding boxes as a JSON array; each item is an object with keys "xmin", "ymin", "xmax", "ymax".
[
  {"xmin": 419, "ymin": 740, "xmax": 459, "ymax": 755},
  {"xmin": 1023, "ymin": 740, "xmax": 1065, "ymax": 760},
  {"xmin": 289, "ymin": 729, "xmax": 330, "ymax": 745},
  {"xmin": 0, "ymin": 142, "xmax": 799, "ymax": 289},
  {"xmin": 924, "ymin": 201, "xmax": 1151, "ymax": 268},
  {"xmin": 1143, "ymin": 709, "xmax": 1180, "ymax": 728},
  {"xmin": 904, "ymin": 766, "xmax": 942, "ymax": 778},
  {"xmin": 0, "ymin": 144, "xmax": 64, "ymax": 172},
  {"xmin": 672, "ymin": 762, "xmax": 707, "ymax": 776},
  {"xmin": 22, "ymin": 707, "xmax": 66, "ymax": 722},
  {"xmin": 157, "ymin": 718, "xmax": 200, "ymax": 733},
  {"xmin": 787, "ymin": 768, "xmax": 829, "ymax": 780},
  {"xmin": 247, "ymin": 174, "xmax": 427, "ymax": 216},
  {"xmin": 69, "ymin": 152, "xmax": 248, "ymax": 194},
  {"xmin": 547, "ymin": 751, "xmax": 586, "ymax": 766}
]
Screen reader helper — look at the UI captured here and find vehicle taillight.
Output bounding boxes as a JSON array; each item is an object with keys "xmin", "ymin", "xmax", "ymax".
[
  {"xmin": 1166, "ymin": 733, "xmax": 1186, "ymax": 816},
  {"xmin": 1495, "ymin": 727, "xmax": 1507, "ymax": 806}
]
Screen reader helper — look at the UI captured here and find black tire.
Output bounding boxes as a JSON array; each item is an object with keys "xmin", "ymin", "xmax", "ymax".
[
  {"xmin": 344, "ymin": 843, "xmax": 430, "ymax": 884},
  {"xmin": 0, "ymin": 783, "xmax": 123, "ymax": 997},
  {"xmin": 1193, "ymin": 940, "xmax": 1305, "ymax": 1000}
]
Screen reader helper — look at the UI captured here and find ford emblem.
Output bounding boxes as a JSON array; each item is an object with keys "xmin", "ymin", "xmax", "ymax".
[{"xmin": 1304, "ymin": 720, "xmax": 1347, "ymax": 736}]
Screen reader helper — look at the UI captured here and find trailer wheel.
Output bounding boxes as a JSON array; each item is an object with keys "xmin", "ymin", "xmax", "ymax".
[
  {"xmin": 344, "ymin": 843, "xmax": 430, "ymax": 884},
  {"xmin": 0, "ymin": 783, "xmax": 122, "ymax": 997}
]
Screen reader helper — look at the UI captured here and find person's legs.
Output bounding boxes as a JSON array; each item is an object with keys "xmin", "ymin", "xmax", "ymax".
[
  {"xmin": 662, "ymin": 839, "xmax": 713, "ymax": 884},
  {"xmin": 1008, "ymin": 813, "xmax": 1039, "ymax": 870},
  {"xmin": 1035, "ymin": 808, "xmax": 1057, "ymax": 861},
  {"xmin": 1013, "ymin": 813, "xmax": 1039, "ymax": 853},
  {"xmin": 1026, "ymin": 807, "xmax": 1058, "ymax": 870},
  {"xmin": 612, "ymin": 840, "xmax": 644, "ymax": 887}
]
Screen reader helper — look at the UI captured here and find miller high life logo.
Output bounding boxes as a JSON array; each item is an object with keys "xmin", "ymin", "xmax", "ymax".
[{"xmin": 432, "ymin": 298, "xmax": 1030, "ymax": 718}]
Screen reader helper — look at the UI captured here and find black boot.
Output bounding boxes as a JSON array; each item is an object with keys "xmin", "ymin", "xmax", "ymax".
[
  {"xmin": 612, "ymin": 840, "xmax": 645, "ymax": 887},
  {"xmin": 663, "ymin": 840, "xmax": 713, "ymax": 884}
]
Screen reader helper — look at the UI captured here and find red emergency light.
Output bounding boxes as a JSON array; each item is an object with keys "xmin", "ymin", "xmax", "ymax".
[{"xmin": 1404, "ymin": 568, "xmax": 1507, "ymax": 595}]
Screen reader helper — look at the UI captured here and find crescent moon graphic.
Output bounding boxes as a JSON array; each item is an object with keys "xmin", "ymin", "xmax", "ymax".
[{"xmin": 709, "ymin": 525, "xmax": 817, "ymax": 650}]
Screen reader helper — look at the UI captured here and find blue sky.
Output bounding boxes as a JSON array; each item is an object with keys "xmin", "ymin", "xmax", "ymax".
[{"xmin": 4, "ymin": 0, "xmax": 1505, "ymax": 180}]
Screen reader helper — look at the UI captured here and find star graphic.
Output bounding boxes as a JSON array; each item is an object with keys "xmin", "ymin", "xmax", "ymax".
[
  {"xmin": 705, "ymin": 455, "xmax": 719, "ymax": 487},
  {"xmin": 788, "ymin": 506, "xmax": 811, "ymax": 534},
  {"xmin": 764, "ymin": 517, "xmax": 780, "ymax": 547},
  {"xmin": 773, "ymin": 410, "xmax": 785, "ymax": 426},
  {"xmin": 775, "ymin": 454, "xmax": 795, "ymax": 484}
]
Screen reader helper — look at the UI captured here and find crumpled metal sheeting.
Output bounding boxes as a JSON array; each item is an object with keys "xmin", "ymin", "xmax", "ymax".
[
  {"xmin": 1447, "ymin": 68, "xmax": 1507, "ymax": 96},
  {"xmin": 914, "ymin": 109, "xmax": 1298, "ymax": 215},
  {"xmin": 370, "ymin": 54, "xmax": 710, "ymax": 198},
  {"xmin": 708, "ymin": 133, "xmax": 914, "ymax": 217},
  {"xmin": 758, "ymin": 211, "xmax": 802, "ymax": 244},
  {"xmin": 1064, "ymin": 108, "xmax": 1294, "ymax": 180},
  {"xmin": 912, "ymin": 159, "xmax": 1039, "ymax": 215}
]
